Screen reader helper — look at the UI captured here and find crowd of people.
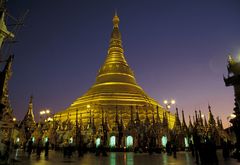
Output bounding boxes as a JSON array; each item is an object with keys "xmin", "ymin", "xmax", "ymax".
[
  {"xmin": 1, "ymin": 135, "xmax": 238, "ymax": 165},
  {"xmin": 26, "ymin": 138, "xmax": 50, "ymax": 159}
]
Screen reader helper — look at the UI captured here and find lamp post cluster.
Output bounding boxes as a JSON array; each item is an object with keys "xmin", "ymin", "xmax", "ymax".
[
  {"xmin": 163, "ymin": 99, "xmax": 176, "ymax": 110},
  {"xmin": 40, "ymin": 109, "xmax": 53, "ymax": 122},
  {"xmin": 40, "ymin": 109, "xmax": 50, "ymax": 115}
]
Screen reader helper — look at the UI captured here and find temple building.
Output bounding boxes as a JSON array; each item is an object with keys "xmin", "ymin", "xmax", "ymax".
[
  {"xmin": 19, "ymin": 95, "xmax": 36, "ymax": 142},
  {"xmin": 0, "ymin": 1, "xmax": 15, "ymax": 143},
  {"xmin": 224, "ymin": 54, "xmax": 240, "ymax": 159},
  {"xmin": 55, "ymin": 14, "xmax": 175, "ymax": 147}
]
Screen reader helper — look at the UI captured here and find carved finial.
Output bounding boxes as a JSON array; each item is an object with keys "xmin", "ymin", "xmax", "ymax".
[
  {"xmin": 30, "ymin": 95, "xmax": 33, "ymax": 103},
  {"xmin": 112, "ymin": 11, "xmax": 120, "ymax": 28},
  {"xmin": 208, "ymin": 103, "xmax": 211, "ymax": 113}
]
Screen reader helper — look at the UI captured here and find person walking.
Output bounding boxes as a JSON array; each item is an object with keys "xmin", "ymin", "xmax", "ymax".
[
  {"xmin": 44, "ymin": 139, "xmax": 49, "ymax": 158},
  {"xmin": 189, "ymin": 140, "xmax": 194, "ymax": 157},
  {"xmin": 77, "ymin": 138, "xmax": 84, "ymax": 157},
  {"xmin": 27, "ymin": 138, "xmax": 33, "ymax": 158},
  {"xmin": 166, "ymin": 141, "xmax": 172, "ymax": 155},
  {"xmin": 36, "ymin": 138, "xmax": 42, "ymax": 159},
  {"xmin": 172, "ymin": 141, "xmax": 177, "ymax": 158}
]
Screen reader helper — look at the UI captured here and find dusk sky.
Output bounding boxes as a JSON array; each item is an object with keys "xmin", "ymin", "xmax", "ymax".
[{"xmin": 5, "ymin": 0, "xmax": 240, "ymax": 127}]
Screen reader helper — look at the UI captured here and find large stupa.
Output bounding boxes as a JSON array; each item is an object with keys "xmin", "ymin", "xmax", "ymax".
[{"xmin": 55, "ymin": 14, "xmax": 175, "ymax": 129}]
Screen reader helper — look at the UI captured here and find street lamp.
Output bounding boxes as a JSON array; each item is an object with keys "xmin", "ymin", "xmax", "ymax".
[
  {"xmin": 46, "ymin": 109, "xmax": 50, "ymax": 114},
  {"xmin": 163, "ymin": 99, "xmax": 176, "ymax": 110},
  {"xmin": 163, "ymin": 99, "xmax": 176, "ymax": 129},
  {"xmin": 230, "ymin": 113, "xmax": 236, "ymax": 119},
  {"xmin": 227, "ymin": 113, "xmax": 236, "ymax": 127},
  {"xmin": 40, "ymin": 109, "xmax": 51, "ymax": 122}
]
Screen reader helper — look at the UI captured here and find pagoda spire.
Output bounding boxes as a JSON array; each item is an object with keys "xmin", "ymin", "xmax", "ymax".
[
  {"xmin": 113, "ymin": 11, "xmax": 119, "ymax": 28},
  {"xmin": 182, "ymin": 110, "xmax": 187, "ymax": 128},
  {"xmin": 96, "ymin": 13, "xmax": 137, "ymax": 86},
  {"xmin": 204, "ymin": 115, "xmax": 208, "ymax": 127},
  {"xmin": 162, "ymin": 112, "xmax": 168, "ymax": 127},
  {"xmin": 135, "ymin": 106, "xmax": 140, "ymax": 124},
  {"xmin": 220, "ymin": 119, "xmax": 223, "ymax": 129},
  {"xmin": 199, "ymin": 110, "xmax": 203, "ymax": 126},
  {"xmin": 92, "ymin": 114, "xmax": 96, "ymax": 132},
  {"xmin": 20, "ymin": 95, "xmax": 36, "ymax": 140},
  {"xmin": 192, "ymin": 115, "xmax": 195, "ymax": 125},
  {"xmin": 115, "ymin": 105, "xmax": 119, "ymax": 124},
  {"xmin": 127, "ymin": 106, "xmax": 134, "ymax": 130},
  {"xmin": 24, "ymin": 95, "xmax": 35, "ymax": 123},
  {"xmin": 188, "ymin": 115, "xmax": 194, "ymax": 134},
  {"xmin": 120, "ymin": 109, "xmax": 123, "ymax": 125},
  {"xmin": 80, "ymin": 113, "xmax": 83, "ymax": 128},
  {"xmin": 130, "ymin": 106, "xmax": 134, "ymax": 122},
  {"xmin": 144, "ymin": 106, "xmax": 150, "ymax": 125},
  {"xmin": 156, "ymin": 106, "xmax": 161, "ymax": 123},
  {"xmin": 101, "ymin": 107, "xmax": 104, "ymax": 126},
  {"xmin": 217, "ymin": 116, "xmax": 223, "ymax": 129},
  {"xmin": 152, "ymin": 109, "xmax": 155, "ymax": 124},
  {"xmin": 208, "ymin": 104, "xmax": 215, "ymax": 126},
  {"xmin": 105, "ymin": 13, "xmax": 126, "ymax": 65},
  {"xmin": 173, "ymin": 108, "xmax": 181, "ymax": 132},
  {"xmin": 195, "ymin": 110, "xmax": 198, "ymax": 125},
  {"xmin": 189, "ymin": 115, "xmax": 193, "ymax": 129}
]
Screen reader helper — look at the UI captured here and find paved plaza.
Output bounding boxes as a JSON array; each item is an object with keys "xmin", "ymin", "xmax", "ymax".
[{"xmin": 11, "ymin": 150, "xmax": 239, "ymax": 165}]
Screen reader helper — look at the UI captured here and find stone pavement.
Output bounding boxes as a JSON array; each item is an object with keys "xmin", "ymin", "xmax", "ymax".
[{"xmin": 11, "ymin": 150, "xmax": 239, "ymax": 165}]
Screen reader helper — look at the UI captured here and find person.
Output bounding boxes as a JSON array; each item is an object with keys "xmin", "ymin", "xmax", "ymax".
[
  {"xmin": 27, "ymin": 138, "xmax": 33, "ymax": 158},
  {"xmin": 36, "ymin": 139, "xmax": 42, "ymax": 159},
  {"xmin": 193, "ymin": 133, "xmax": 200, "ymax": 164},
  {"xmin": 44, "ymin": 139, "xmax": 49, "ymax": 158},
  {"xmin": 63, "ymin": 140, "xmax": 68, "ymax": 158},
  {"xmin": 189, "ymin": 140, "xmax": 194, "ymax": 157},
  {"xmin": 172, "ymin": 141, "xmax": 177, "ymax": 158},
  {"xmin": 222, "ymin": 140, "xmax": 230, "ymax": 160},
  {"xmin": 209, "ymin": 138, "xmax": 218, "ymax": 165},
  {"xmin": 95, "ymin": 136, "xmax": 107, "ymax": 156},
  {"xmin": 148, "ymin": 138, "xmax": 153, "ymax": 155},
  {"xmin": 77, "ymin": 138, "xmax": 84, "ymax": 157},
  {"xmin": 0, "ymin": 140, "xmax": 6, "ymax": 161},
  {"xmin": 166, "ymin": 141, "xmax": 172, "ymax": 155}
]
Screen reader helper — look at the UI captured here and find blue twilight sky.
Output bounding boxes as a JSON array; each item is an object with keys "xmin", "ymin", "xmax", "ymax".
[{"xmin": 5, "ymin": 0, "xmax": 240, "ymax": 127}]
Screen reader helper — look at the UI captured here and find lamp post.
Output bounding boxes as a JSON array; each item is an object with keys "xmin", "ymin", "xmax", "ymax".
[
  {"xmin": 227, "ymin": 113, "xmax": 236, "ymax": 127},
  {"xmin": 40, "ymin": 109, "xmax": 51, "ymax": 122},
  {"xmin": 163, "ymin": 99, "xmax": 176, "ymax": 111},
  {"xmin": 39, "ymin": 109, "xmax": 53, "ymax": 145},
  {"xmin": 163, "ymin": 99, "xmax": 176, "ymax": 127}
]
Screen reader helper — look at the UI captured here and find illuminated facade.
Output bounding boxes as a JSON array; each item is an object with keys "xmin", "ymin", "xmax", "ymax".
[
  {"xmin": 0, "ymin": 1, "xmax": 15, "ymax": 143},
  {"xmin": 19, "ymin": 96, "xmax": 36, "ymax": 142},
  {"xmin": 55, "ymin": 13, "xmax": 175, "ymax": 148},
  {"xmin": 224, "ymin": 55, "xmax": 240, "ymax": 158}
]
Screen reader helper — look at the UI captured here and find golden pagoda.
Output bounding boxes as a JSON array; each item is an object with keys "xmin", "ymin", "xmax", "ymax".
[{"xmin": 55, "ymin": 13, "xmax": 175, "ymax": 129}]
